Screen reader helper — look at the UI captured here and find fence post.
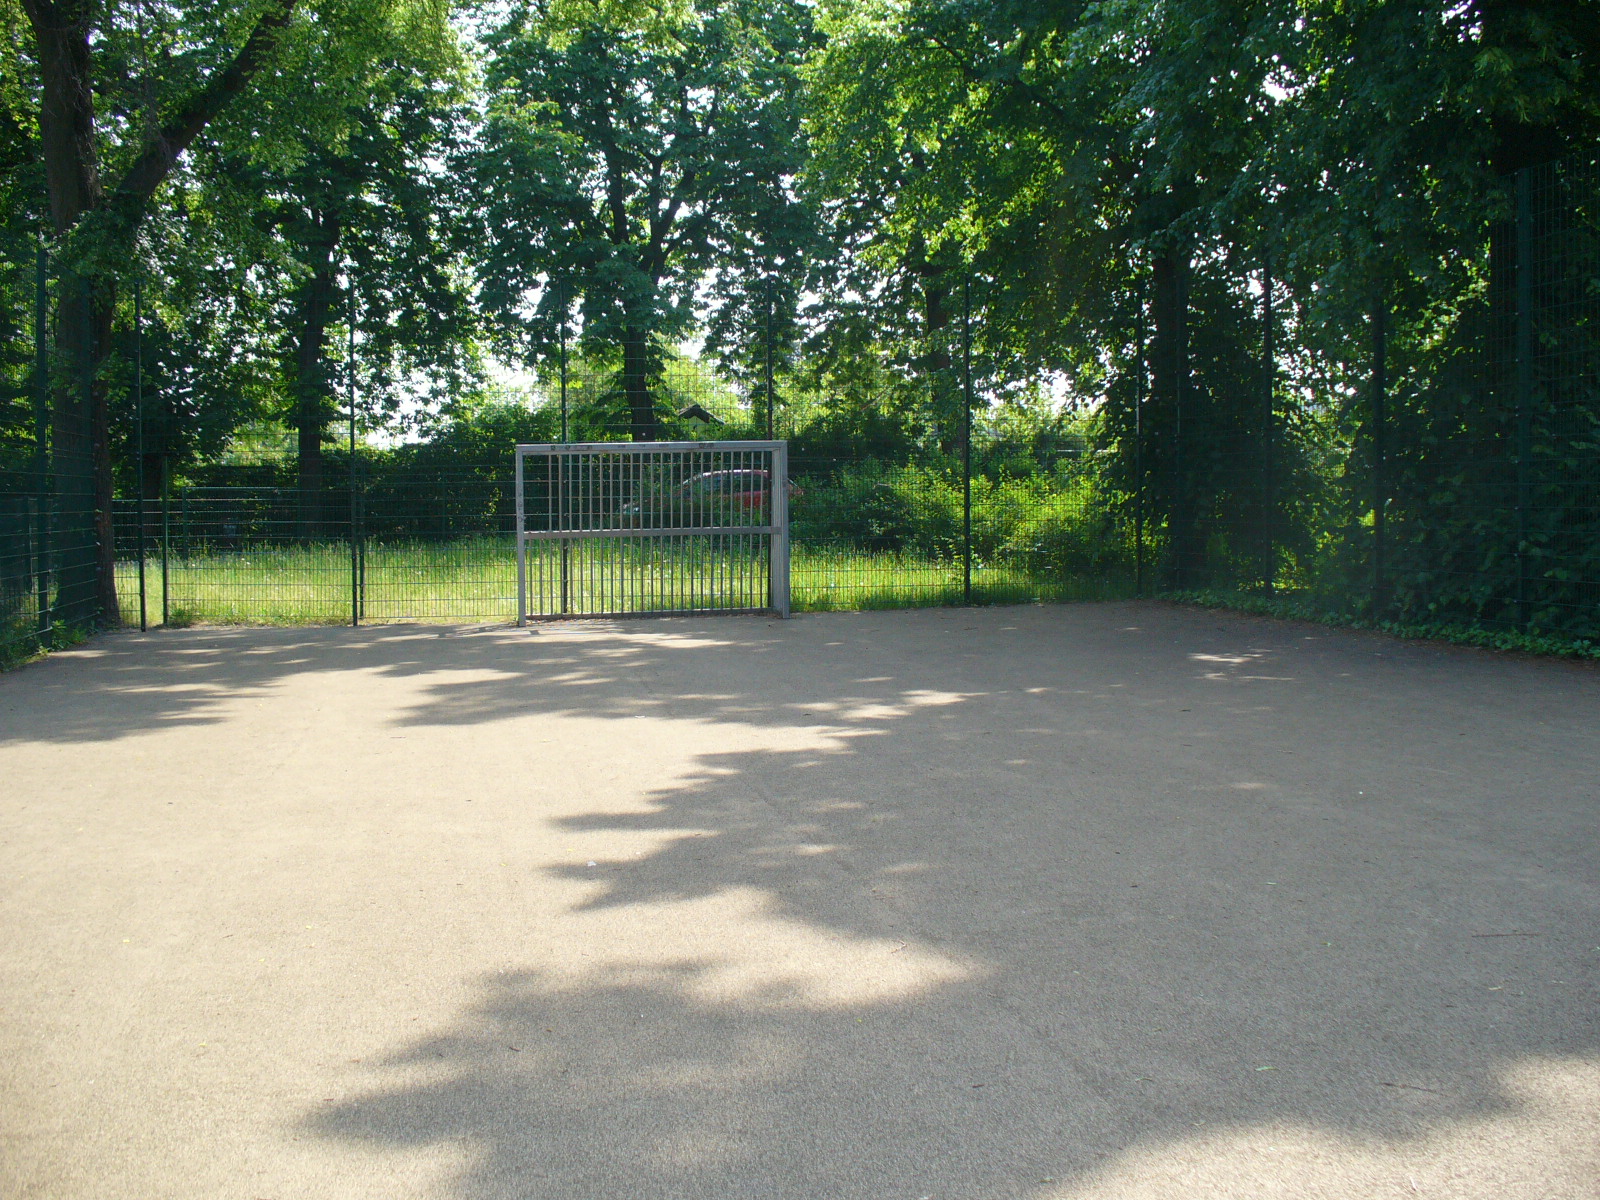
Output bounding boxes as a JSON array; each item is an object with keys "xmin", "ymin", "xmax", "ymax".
[
  {"xmin": 1515, "ymin": 167, "xmax": 1533, "ymax": 630},
  {"xmin": 515, "ymin": 448, "xmax": 527, "ymax": 627},
  {"xmin": 80, "ymin": 275, "xmax": 95, "ymax": 630},
  {"xmin": 348, "ymin": 282, "xmax": 359, "ymax": 628},
  {"xmin": 1371, "ymin": 296, "xmax": 1388, "ymax": 614},
  {"xmin": 558, "ymin": 281, "xmax": 570, "ymax": 607},
  {"xmin": 134, "ymin": 277, "xmax": 147, "ymax": 632},
  {"xmin": 1134, "ymin": 308, "xmax": 1145, "ymax": 598},
  {"xmin": 33, "ymin": 244, "xmax": 50, "ymax": 638},
  {"xmin": 1261, "ymin": 251, "xmax": 1276, "ymax": 595},
  {"xmin": 962, "ymin": 277, "xmax": 973, "ymax": 605},
  {"xmin": 769, "ymin": 440, "xmax": 790, "ymax": 617},
  {"xmin": 1172, "ymin": 258, "xmax": 1189, "ymax": 590},
  {"xmin": 160, "ymin": 455, "xmax": 170, "ymax": 626}
]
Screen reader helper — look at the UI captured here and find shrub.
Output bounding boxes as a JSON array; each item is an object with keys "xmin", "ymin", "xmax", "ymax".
[
  {"xmin": 791, "ymin": 462, "xmax": 963, "ymax": 557},
  {"xmin": 1000, "ymin": 486, "xmax": 1130, "ymax": 576}
]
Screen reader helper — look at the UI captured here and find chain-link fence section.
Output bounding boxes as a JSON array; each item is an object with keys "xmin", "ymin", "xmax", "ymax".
[
  {"xmin": 1122, "ymin": 159, "xmax": 1599, "ymax": 640},
  {"xmin": 2, "ymin": 246, "xmax": 102, "ymax": 667},
  {"xmin": 4, "ymin": 159, "xmax": 1598, "ymax": 663}
]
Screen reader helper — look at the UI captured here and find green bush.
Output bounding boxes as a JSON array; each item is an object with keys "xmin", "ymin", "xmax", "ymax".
[
  {"xmin": 790, "ymin": 460, "xmax": 1132, "ymax": 582},
  {"xmin": 791, "ymin": 462, "xmax": 963, "ymax": 557},
  {"xmin": 1000, "ymin": 485, "xmax": 1129, "ymax": 576}
]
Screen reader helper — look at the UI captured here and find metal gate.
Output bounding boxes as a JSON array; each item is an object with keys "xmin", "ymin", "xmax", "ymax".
[{"xmin": 515, "ymin": 441, "xmax": 790, "ymax": 622}]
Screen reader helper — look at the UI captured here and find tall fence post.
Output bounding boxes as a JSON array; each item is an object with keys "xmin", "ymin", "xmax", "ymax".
[
  {"xmin": 962, "ymin": 277, "xmax": 973, "ymax": 605},
  {"xmin": 348, "ymin": 282, "xmax": 359, "ymax": 628},
  {"xmin": 1515, "ymin": 167, "xmax": 1534, "ymax": 630},
  {"xmin": 1371, "ymin": 295, "xmax": 1388, "ymax": 614},
  {"xmin": 1172, "ymin": 258, "xmax": 1189, "ymax": 591},
  {"xmin": 134, "ymin": 276, "xmax": 147, "ymax": 632},
  {"xmin": 160, "ymin": 455, "xmax": 170, "ymax": 626},
  {"xmin": 80, "ymin": 275, "xmax": 95, "ymax": 629},
  {"xmin": 33, "ymin": 244, "xmax": 51, "ymax": 639},
  {"xmin": 558, "ymin": 279, "xmax": 570, "ymax": 609},
  {"xmin": 1261, "ymin": 251, "xmax": 1276, "ymax": 595},
  {"xmin": 1134, "ymin": 310, "xmax": 1145, "ymax": 598},
  {"xmin": 770, "ymin": 440, "xmax": 790, "ymax": 617},
  {"xmin": 515, "ymin": 448, "xmax": 526, "ymax": 627}
]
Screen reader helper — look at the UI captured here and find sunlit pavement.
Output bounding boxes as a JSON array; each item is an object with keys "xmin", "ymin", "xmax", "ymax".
[{"xmin": 2, "ymin": 602, "xmax": 1596, "ymax": 1198}]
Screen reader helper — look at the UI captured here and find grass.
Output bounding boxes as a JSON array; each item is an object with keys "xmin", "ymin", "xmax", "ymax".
[
  {"xmin": 1167, "ymin": 587, "xmax": 1600, "ymax": 661},
  {"xmin": 0, "ymin": 610, "xmax": 94, "ymax": 670},
  {"xmin": 793, "ymin": 544, "xmax": 1134, "ymax": 611},
  {"xmin": 111, "ymin": 535, "xmax": 1132, "ymax": 627}
]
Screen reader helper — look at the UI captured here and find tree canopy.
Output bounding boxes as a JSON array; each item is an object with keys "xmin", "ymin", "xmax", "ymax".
[
  {"xmin": 471, "ymin": 0, "xmax": 814, "ymax": 438},
  {"xmin": 2, "ymin": 0, "xmax": 1597, "ymax": 624}
]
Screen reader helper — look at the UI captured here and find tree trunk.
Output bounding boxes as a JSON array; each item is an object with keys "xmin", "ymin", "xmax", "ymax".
[
  {"xmin": 1482, "ymin": 0, "xmax": 1572, "ymax": 414},
  {"xmin": 1150, "ymin": 243, "xmax": 1201, "ymax": 587},
  {"xmin": 22, "ymin": 0, "xmax": 299, "ymax": 627},
  {"xmin": 621, "ymin": 326, "xmax": 657, "ymax": 441},
  {"xmin": 28, "ymin": 3, "xmax": 117, "ymax": 624},
  {"xmin": 290, "ymin": 224, "xmax": 341, "ymax": 538},
  {"xmin": 48, "ymin": 274, "xmax": 102, "ymax": 624},
  {"xmin": 922, "ymin": 274, "xmax": 959, "ymax": 455}
]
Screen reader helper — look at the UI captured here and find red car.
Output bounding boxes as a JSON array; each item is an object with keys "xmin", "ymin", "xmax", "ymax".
[{"xmin": 619, "ymin": 470, "xmax": 798, "ymax": 525}]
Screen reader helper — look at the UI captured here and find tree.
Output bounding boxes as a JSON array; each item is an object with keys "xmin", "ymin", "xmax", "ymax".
[
  {"xmin": 218, "ymin": 39, "xmax": 475, "ymax": 535},
  {"xmin": 471, "ymin": 0, "xmax": 814, "ymax": 441},
  {"xmin": 12, "ymin": 0, "xmax": 457, "ymax": 620},
  {"xmin": 18, "ymin": 0, "xmax": 304, "ymax": 620},
  {"xmin": 799, "ymin": 0, "xmax": 979, "ymax": 452}
]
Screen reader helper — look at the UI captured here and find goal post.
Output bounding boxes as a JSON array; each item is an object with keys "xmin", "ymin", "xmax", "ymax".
[{"xmin": 515, "ymin": 440, "xmax": 791, "ymax": 623}]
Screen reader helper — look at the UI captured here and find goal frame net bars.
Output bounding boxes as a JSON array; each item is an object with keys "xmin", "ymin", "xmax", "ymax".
[{"xmin": 514, "ymin": 440, "xmax": 791, "ymax": 623}]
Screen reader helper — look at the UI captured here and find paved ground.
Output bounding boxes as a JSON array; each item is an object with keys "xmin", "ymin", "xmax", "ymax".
[{"xmin": 1, "ymin": 602, "xmax": 1597, "ymax": 1199}]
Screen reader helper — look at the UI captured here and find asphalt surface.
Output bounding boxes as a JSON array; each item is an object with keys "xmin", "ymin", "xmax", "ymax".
[{"xmin": 2, "ymin": 602, "xmax": 1597, "ymax": 1199}]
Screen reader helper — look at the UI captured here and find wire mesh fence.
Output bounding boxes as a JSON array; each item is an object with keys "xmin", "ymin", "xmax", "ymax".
[
  {"xmin": 1, "ymin": 242, "xmax": 102, "ymax": 666},
  {"xmin": 4, "ymin": 158, "xmax": 1599, "ymax": 664},
  {"xmin": 1149, "ymin": 157, "xmax": 1600, "ymax": 640}
]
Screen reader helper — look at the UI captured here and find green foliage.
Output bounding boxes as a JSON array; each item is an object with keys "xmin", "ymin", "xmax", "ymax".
[
  {"xmin": 999, "ymin": 484, "xmax": 1129, "ymax": 579},
  {"xmin": 1168, "ymin": 589, "xmax": 1600, "ymax": 662},
  {"xmin": 789, "ymin": 458, "xmax": 1133, "ymax": 581},
  {"xmin": 469, "ymin": 0, "xmax": 816, "ymax": 434},
  {"xmin": 792, "ymin": 462, "xmax": 962, "ymax": 556}
]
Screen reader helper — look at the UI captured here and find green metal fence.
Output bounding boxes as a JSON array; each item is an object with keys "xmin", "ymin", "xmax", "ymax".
[
  {"xmin": 1151, "ymin": 158, "xmax": 1600, "ymax": 640},
  {"xmin": 2, "ymin": 246, "xmax": 101, "ymax": 666},
  {"xmin": 6, "ymin": 158, "xmax": 1600, "ymax": 664}
]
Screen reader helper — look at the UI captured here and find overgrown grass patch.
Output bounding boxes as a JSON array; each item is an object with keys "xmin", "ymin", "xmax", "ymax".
[
  {"xmin": 113, "ymin": 536, "xmax": 1129, "ymax": 625},
  {"xmin": 1167, "ymin": 588, "xmax": 1600, "ymax": 661}
]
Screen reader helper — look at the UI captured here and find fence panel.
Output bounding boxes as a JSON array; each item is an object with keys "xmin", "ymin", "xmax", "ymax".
[{"xmin": 7, "ymin": 159, "xmax": 1600, "ymax": 663}]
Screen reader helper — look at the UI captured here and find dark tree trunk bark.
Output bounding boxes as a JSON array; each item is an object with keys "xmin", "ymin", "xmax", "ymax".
[
  {"xmin": 1149, "ymin": 243, "xmax": 1201, "ymax": 587},
  {"xmin": 924, "ymin": 277, "xmax": 950, "ymax": 370},
  {"xmin": 1481, "ymin": 0, "xmax": 1577, "ymax": 338},
  {"xmin": 48, "ymin": 275, "xmax": 103, "ymax": 622},
  {"xmin": 139, "ymin": 448, "xmax": 163, "ymax": 503},
  {"xmin": 290, "ymin": 222, "xmax": 341, "ymax": 538},
  {"xmin": 621, "ymin": 326, "xmax": 657, "ymax": 441},
  {"xmin": 922, "ymin": 273, "xmax": 960, "ymax": 454}
]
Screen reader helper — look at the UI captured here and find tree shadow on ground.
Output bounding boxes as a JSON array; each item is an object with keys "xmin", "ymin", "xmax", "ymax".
[{"xmin": 277, "ymin": 606, "xmax": 1600, "ymax": 1198}]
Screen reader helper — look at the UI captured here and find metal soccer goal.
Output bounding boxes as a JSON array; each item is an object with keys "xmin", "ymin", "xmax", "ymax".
[{"xmin": 514, "ymin": 440, "xmax": 791, "ymax": 623}]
